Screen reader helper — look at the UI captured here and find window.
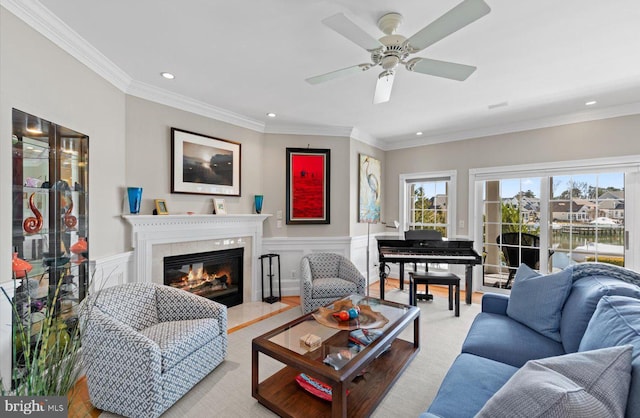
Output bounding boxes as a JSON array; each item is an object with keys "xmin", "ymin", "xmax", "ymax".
[
  {"xmin": 470, "ymin": 156, "xmax": 639, "ymax": 291},
  {"xmin": 400, "ymin": 171, "xmax": 456, "ymax": 238},
  {"xmin": 550, "ymin": 173, "xmax": 625, "ymax": 269}
]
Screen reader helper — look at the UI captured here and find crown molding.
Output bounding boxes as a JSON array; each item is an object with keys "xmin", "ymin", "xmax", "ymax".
[
  {"xmin": 127, "ymin": 81, "xmax": 266, "ymax": 133},
  {"xmin": 350, "ymin": 127, "xmax": 385, "ymax": 150},
  {"xmin": 386, "ymin": 101, "xmax": 640, "ymax": 150},
  {"xmin": 1, "ymin": 0, "xmax": 132, "ymax": 92},
  {"xmin": 9, "ymin": 0, "xmax": 637, "ymax": 152},
  {"xmin": 264, "ymin": 122, "xmax": 352, "ymax": 138}
]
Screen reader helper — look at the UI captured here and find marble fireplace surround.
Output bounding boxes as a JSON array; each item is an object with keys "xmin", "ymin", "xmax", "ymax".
[{"xmin": 123, "ymin": 214, "xmax": 269, "ymax": 302}]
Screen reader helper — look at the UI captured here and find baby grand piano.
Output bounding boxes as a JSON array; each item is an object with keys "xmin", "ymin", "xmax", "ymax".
[{"xmin": 377, "ymin": 231, "xmax": 482, "ymax": 304}]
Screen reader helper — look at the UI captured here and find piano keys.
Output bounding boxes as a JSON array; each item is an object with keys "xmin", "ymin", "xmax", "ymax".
[{"xmin": 377, "ymin": 237, "xmax": 482, "ymax": 304}]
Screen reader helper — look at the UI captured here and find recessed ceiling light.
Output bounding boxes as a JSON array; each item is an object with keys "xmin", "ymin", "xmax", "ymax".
[
  {"xmin": 266, "ymin": 112, "xmax": 276, "ymax": 118},
  {"xmin": 161, "ymin": 72, "xmax": 175, "ymax": 80},
  {"xmin": 585, "ymin": 100, "xmax": 597, "ymax": 106},
  {"xmin": 416, "ymin": 131, "xmax": 423, "ymax": 136}
]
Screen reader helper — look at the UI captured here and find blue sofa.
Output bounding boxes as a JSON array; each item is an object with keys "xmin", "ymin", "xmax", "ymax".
[{"xmin": 421, "ymin": 263, "xmax": 640, "ymax": 418}]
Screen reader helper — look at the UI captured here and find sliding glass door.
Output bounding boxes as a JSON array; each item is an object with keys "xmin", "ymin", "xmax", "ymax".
[{"xmin": 471, "ymin": 158, "xmax": 637, "ymax": 291}]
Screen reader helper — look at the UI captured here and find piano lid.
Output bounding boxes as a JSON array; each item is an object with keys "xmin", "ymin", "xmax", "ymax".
[{"xmin": 376, "ymin": 236, "xmax": 474, "ymax": 249}]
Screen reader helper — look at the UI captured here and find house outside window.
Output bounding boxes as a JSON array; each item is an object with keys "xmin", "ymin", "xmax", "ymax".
[
  {"xmin": 400, "ymin": 171, "xmax": 456, "ymax": 238},
  {"xmin": 470, "ymin": 156, "xmax": 640, "ymax": 292}
]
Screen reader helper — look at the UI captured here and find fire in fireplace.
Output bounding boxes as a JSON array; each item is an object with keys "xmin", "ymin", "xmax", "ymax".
[{"xmin": 163, "ymin": 248, "xmax": 243, "ymax": 307}]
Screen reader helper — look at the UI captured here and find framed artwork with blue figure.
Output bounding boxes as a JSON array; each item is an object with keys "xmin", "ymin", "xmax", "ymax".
[{"xmin": 359, "ymin": 154, "xmax": 381, "ymax": 223}]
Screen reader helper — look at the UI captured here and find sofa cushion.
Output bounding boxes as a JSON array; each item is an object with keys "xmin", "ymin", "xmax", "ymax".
[
  {"xmin": 560, "ymin": 276, "xmax": 640, "ymax": 353},
  {"xmin": 506, "ymin": 264, "xmax": 573, "ymax": 342},
  {"xmin": 476, "ymin": 345, "xmax": 633, "ymax": 418},
  {"xmin": 421, "ymin": 353, "xmax": 518, "ymax": 418},
  {"xmin": 579, "ymin": 295, "xmax": 640, "ymax": 418},
  {"xmin": 311, "ymin": 277, "xmax": 358, "ymax": 299},
  {"xmin": 462, "ymin": 312, "xmax": 565, "ymax": 368},
  {"xmin": 140, "ymin": 318, "xmax": 221, "ymax": 372}
]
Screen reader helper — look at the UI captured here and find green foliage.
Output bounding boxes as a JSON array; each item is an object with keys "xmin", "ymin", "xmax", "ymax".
[
  {"xmin": 411, "ymin": 186, "xmax": 447, "ymax": 229},
  {"xmin": 501, "ymin": 203, "xmax": 539, "ymax": 235},
  {"xmin": 1, "ymin": 278, "xmax": 83, "ymax": 399}
]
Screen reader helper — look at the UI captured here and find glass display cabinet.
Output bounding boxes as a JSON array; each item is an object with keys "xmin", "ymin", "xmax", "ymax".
[{"xmin": 10, "ymin": 108, "xmax": 89, "ymax": 377}]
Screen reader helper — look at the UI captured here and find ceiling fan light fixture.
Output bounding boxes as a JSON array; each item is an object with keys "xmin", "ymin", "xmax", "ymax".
[
  {"xmin": 266, "ymin": 112, "xmax": 277, "ymax": 118},
  {"xmin": 416, "ymin": 131, "xmax": 423, "ymax": 136},
  {"xmin": 161, "ymin": 72, "xmax": 175, "ymax": 80},
  {"xmin": 585, "ymin": 100, "xmax": 597, "ymax": 106},
  {"xmin": 381, "ymin": 55, "xmax": 400, "ymax": 70}
]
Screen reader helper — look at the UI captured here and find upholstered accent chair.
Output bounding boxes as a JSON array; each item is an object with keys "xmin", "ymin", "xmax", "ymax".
[
  {"xmin": 78, "ymin": 282, "xmax": 227, "ymax": 418},
  {"xmin": 300, "ymin": 253, "xmax": 366, "ymax": 314}
]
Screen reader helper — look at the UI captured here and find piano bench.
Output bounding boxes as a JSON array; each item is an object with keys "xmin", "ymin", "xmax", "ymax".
[{"xmin": 409, "ymin": 272, "xmax": 460, "ymax": 317}]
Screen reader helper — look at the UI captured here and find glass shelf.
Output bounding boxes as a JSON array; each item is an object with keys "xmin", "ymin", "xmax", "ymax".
[{"xmin": 11, "ymin": 108, "xmax": 90, "ymax": 385}]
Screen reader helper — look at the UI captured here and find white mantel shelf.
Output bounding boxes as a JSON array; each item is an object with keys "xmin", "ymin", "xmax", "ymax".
[
  {"xmin": 122, "ymin": 214, "xmax": 271, "ymax": 301},
  {"xmin": 123, "ymin": 214, "xmax": 271, "ymax": 243}
]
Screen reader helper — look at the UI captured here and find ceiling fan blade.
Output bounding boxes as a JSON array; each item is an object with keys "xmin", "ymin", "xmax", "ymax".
[
  {"xmin": 305, "ymin": 64, "xmax": 371, "ymax": 85},
  {"xmin": 373, "ymin": 71, "xmax": 395, "ymax": 104},
  {"xmin": 322, "ymin": 13, "xmax": 383, "ymax": 51},
  {"xmin": 407, "ymin": 57, "xmax": 476, "ymax": 81},
  {"xmin": 406, "ymin": 0, "xmax": 491, "ymax": 52}
]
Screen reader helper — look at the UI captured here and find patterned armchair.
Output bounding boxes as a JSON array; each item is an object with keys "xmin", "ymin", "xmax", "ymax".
[
  {"xmin": 300, "ymin": 253, "xmax": 366, "ymax": 314},
  {"xmin": 78, "ymin": 283, "xmax": 227, "ymax": 418}
]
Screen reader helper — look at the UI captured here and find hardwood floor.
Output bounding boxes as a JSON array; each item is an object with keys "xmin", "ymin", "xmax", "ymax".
[
  {"xmin": 68, "ymin": 287, "xmax": 481, "ymax": 416},
  {"xmin": 372, "ymin": 277, "xmax": 483, "ymax": 304}
]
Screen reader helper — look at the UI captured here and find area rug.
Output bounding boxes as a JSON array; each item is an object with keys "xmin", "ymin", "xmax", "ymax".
[{"xmin": 100, "ymin": 289, "xmax": 481, "ymax": 417}]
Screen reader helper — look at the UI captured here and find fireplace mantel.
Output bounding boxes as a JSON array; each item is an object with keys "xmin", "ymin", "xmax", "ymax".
[{"xmin": 123, "ymin": 214, "xmax": 270, "ymax": 301}]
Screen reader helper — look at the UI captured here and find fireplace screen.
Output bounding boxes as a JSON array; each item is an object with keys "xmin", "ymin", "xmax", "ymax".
[{"xmin": 163, "ymin": 248, "xmax": 243, "ymax": 307}]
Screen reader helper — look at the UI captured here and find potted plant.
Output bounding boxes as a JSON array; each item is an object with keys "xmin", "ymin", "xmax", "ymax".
[{"xmin": 1, "ymin": 269, "xmax": 84, "ymax": 403}]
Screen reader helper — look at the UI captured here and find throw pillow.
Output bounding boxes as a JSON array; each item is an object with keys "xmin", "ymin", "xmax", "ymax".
[
  {"xmin": 579, "ymin": 295, "xmax": 640, "ymax": 418},
  {"xmin": 476, "ymin": 345, "xmax": 633, "ymax": 418},
  {"xmin": 506, "ymin": 265, "xmax": 573, "ymax": 342}
]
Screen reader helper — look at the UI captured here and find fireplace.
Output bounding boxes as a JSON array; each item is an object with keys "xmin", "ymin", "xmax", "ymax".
[{"xmin": 163, "ymin": 248, "xmax": 244, "ymax": 307}]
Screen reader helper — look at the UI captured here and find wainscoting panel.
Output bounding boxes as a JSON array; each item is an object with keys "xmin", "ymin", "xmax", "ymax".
[
  {"xmin": 262, "ymin": 236, "xmax": 357, "ymax": 297},
  {"xmin": 90, "ymin": 251, "xmax": 134, "ymax": 291}
]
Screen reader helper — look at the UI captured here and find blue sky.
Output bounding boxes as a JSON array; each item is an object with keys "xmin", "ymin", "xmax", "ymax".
[{"xmin": 500, "ymin": 173, "xmax": 624, "ymax": 199}]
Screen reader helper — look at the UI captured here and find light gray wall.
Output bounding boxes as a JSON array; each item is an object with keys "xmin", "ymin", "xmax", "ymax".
[
  {"xmin": 350, "ymin": 139, "xmax": 386, "ymax": 236},
  {"xmin": 0, "ymin": 7, "xmax": 127, "ymax": 270},
  {"xmin": 384, "ymin": 115, "xmax": 640, "ymax": 236},
  {"xmin": 124, "ymin": 97, "xmax": 354, "ymax": 240},
  {"xmin": 124, "ymin": 96, "xmax": 265, "ymax": 246},
  {"xmin": 0, "ymin": 6, "xmax": 127, "ymax": 386},
  {"xmin": 262, "ymin": 133, "xmax": 351, "ymax": 237}
]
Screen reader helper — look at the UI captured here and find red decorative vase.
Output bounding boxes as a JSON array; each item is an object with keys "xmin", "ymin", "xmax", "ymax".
[
  {"xmin": 12, "ymin": 252, "xmax": 33, "ymax": 279},
  {"xmin": 70, "ymin": 237, "xmax": 88, "ymax": 255}
]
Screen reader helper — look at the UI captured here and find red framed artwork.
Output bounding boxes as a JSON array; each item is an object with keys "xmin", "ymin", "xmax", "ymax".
[{"xmin": 286, "ymin": 148, "xmax": 330, "ymax": 224}]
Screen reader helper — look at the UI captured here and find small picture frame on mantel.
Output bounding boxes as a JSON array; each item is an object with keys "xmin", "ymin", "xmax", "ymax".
[
  {"xmin": 212, "ymin": 198, "xmax": 227, "ymax": 215},
  {"xmin": 154, "ymin": 199, "xmax": 169, "ymax": 215}
]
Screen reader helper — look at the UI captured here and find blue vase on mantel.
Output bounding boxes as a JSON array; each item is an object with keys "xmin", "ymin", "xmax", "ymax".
[
  {"xmin": 127, "ymin": 187, "xmax": 143, "ymax": 214},
  {"xmin": 254, "ymin": 195, "xmax": 264, "ymax": 214}
]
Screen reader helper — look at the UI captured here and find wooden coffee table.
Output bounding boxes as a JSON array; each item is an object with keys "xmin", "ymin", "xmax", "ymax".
[{"xmin": 252, "ymin": 295, "xmax": 420, "ymax": 418}]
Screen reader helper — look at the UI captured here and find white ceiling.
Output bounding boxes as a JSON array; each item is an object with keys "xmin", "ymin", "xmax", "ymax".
[{"xmin": 8, "ymin": 0, "xmax": 640, "ymax": 149}]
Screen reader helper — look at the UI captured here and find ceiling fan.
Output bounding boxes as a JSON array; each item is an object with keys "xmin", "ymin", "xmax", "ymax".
[{"xmin": 306, "ymin": 0, "xmax": 491, "ymax": 104}]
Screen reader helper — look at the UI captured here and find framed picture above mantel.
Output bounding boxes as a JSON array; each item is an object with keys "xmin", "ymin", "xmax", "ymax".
[
  {"xmin": 171, "ymin": 128, "xmax": 241, "ymax": 196},
  {"xmin": 286, "ymin": 148, "xmax": 330, "ymax": 224}
]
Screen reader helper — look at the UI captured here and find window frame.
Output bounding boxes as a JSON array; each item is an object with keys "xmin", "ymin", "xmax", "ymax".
[
  {"xmin": 469, "ymin": 155, "xmax": 640, "ymax": 293},
  {"xmin": 399, "ymin": 170, "xmax": 457, "ymax": 238}
]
